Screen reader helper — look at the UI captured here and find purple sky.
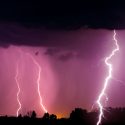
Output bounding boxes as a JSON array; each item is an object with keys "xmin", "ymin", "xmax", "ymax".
[{"xmin": 0, "ymin": 24, "xmax": 125, "ymax": 118}]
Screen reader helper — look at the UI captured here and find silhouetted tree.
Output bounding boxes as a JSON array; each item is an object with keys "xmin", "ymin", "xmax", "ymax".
[
  {"xmin": 18, "ymin": 114, "xmax": 22, "ymax": 118},
  {"xmin": 50, "ymin": 114, "xmax": 57, "ymax": 120},
  {"xmin": 70, "ymin": 108, "xmax": 87, "ymax": 120},
  {"xmin": 26, "ymin": 110, "xmax": 37, "ymax": 118},
  {"xmin": 42, "ymin": 113, "xmax": 50, "ymax": 120},
  {"xmin": 70, "ymin": 108, "xmax": 87, "ymax": 124},
  {"xmin": 31, "ymin": 110, "xmax": 37, "ymax": 118}
]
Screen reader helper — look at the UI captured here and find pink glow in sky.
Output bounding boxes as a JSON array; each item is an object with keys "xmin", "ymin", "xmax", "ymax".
[{"xmin": 0, "ymin": 25, "xmax": 125, "ymax": 118}]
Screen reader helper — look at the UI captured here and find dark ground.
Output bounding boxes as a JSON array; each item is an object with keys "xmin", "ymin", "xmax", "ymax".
[{"xmin": 0, "ymin": 107, "xmax": 125, "ymax": 125}]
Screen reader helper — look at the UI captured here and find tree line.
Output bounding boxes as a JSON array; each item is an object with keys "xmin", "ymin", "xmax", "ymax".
[{"xmin": 0, "ymin": 107, "xmax": 125, "ymax": 125}]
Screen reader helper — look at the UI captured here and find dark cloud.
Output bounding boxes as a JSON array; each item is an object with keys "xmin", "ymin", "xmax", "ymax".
[
  {"xmin": 45, "ymin": 47, "xmax": 78, "ymax": 61},
  {"xmin": 58, "ymin": 52, "xmax": 77, "ymax": 61},
  {"xmin": 0, "ymin": 23, "xmax": 112, "ymax": 61},
  {"xmin": 0, "ymin": 42, "xmax": 9, "ymax": 48},
  {"xmin": 0, "ymin": 1, "xmax": 124, "ymax": 50},
  {"xmin": 44, "ymin": 48, "xmax": 61, "ymax": 56},
  {"xmin": 0, "ymin": 1, "xmax": 124, "ymax": 29}
]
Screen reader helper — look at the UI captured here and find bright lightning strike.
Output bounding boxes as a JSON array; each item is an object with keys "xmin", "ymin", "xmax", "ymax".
[
  {"xmin": 15, "ymin": 62, "xmax": 21, "ymax": 117},
  {"xmin": 26, "ymin": 53, "xmax": 48, "ymax": 113},
  {"xmin": 96, "ymin": 30, "xmax": 119, "ymax": 125}
]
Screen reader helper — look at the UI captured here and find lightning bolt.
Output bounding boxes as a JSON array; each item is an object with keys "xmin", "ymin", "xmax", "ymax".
[
  {"xmin": 15, "ymin": 62, "xmax": 21, "ymax": 117},
  {"xmin": 26, "ymin": 53, "xmax": 48, "ymax": 113},
  {"xmin": 96, "ymin": 30, "xmax": 119, "ymax": 125}
]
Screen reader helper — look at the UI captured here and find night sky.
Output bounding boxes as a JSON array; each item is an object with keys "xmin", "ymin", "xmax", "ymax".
[{"xmin": 0, "ymin": 1, "xmax": 125, "ymax": 118}]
